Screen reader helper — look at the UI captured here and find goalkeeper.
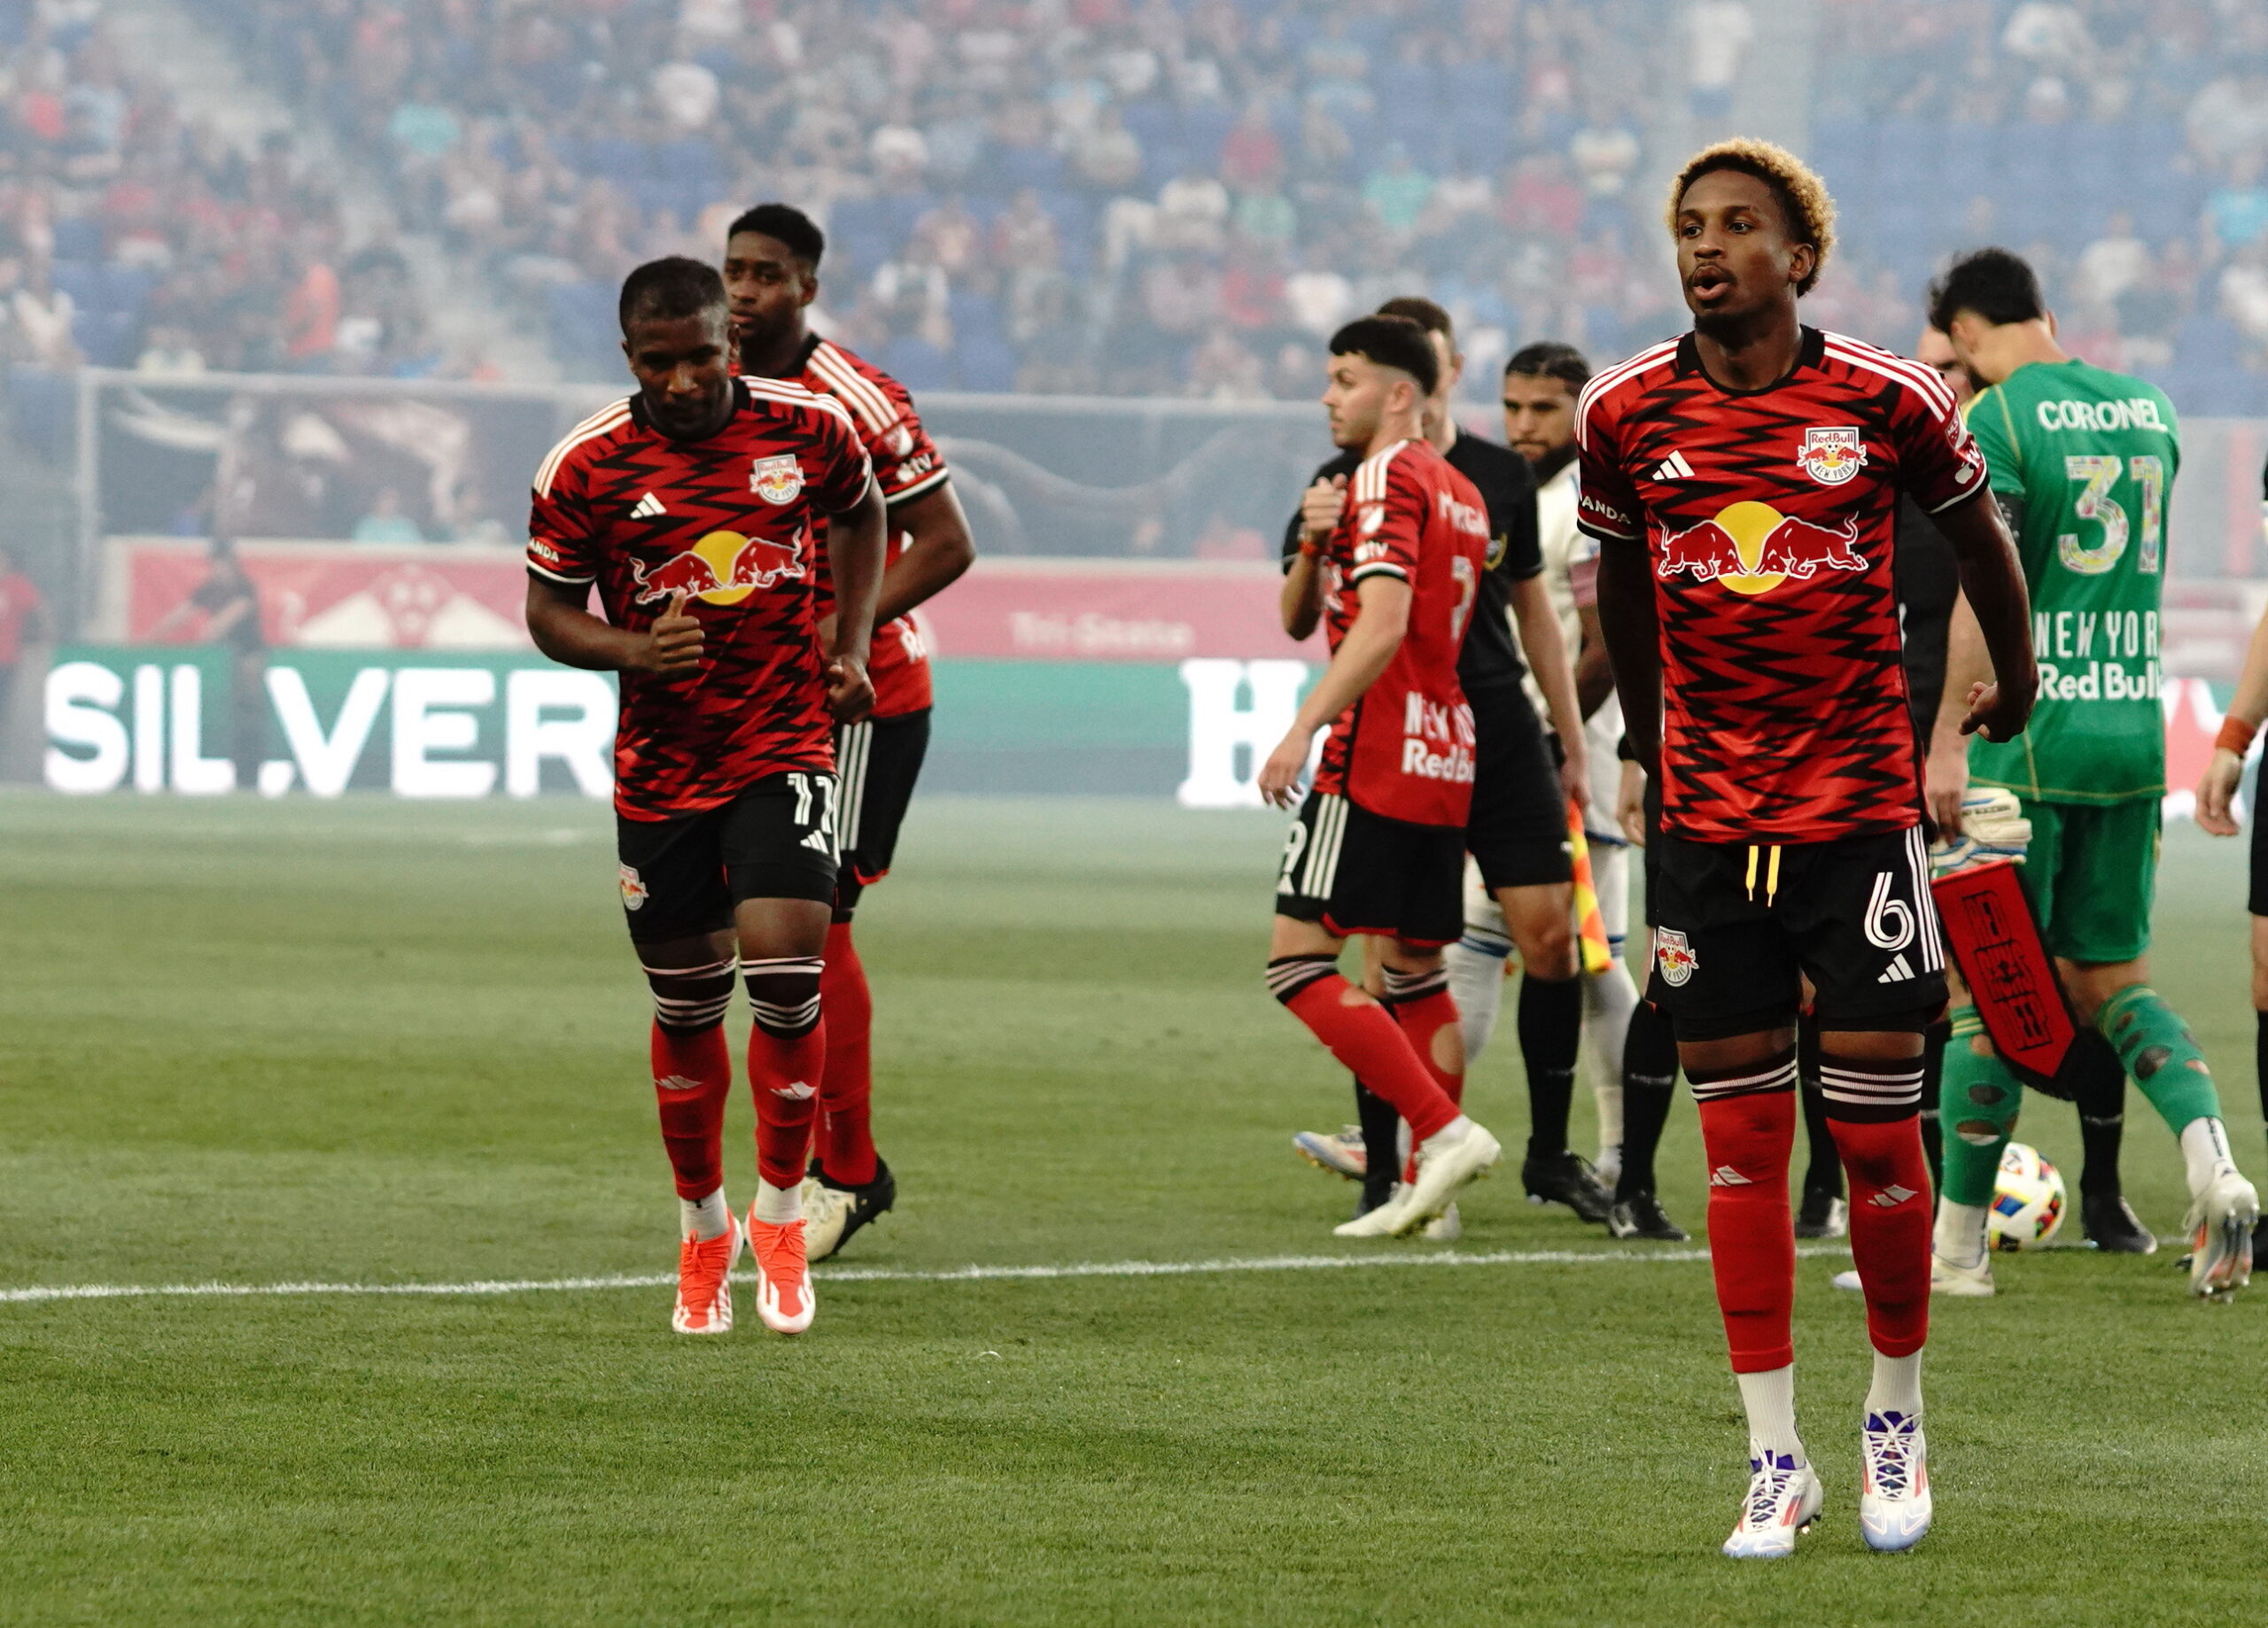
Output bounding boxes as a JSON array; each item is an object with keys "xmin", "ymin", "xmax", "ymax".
[{"xmin": 1925, "ymin": 250, "xmax": 2257, "ymax": 1299}]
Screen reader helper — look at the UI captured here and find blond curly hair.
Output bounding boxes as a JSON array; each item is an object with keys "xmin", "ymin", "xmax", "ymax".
[{"xmin": 1665, "ymin": 138, "xmax": 1837, "ymax": 296}]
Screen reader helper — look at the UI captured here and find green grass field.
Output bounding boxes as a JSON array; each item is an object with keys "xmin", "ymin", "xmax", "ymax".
[{"xmin": 0, "ymin": 792, "xmax": 2260, "ymax": 1625}]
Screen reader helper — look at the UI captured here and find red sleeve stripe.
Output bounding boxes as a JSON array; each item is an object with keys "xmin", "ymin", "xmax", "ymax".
[
  {"xmin": 534, "ymin": 399, "xmax": 631, "ymax": 498},
  {"xmin": 884, "ymin": 463, "xmax": 951, "ymax": 505},
  {"xmin": 742, "ymin": 376, "xmax": 860, "ymax": 436},
  {"xmin": 809, "ymin": 342, "xmax": 903, "ymax": 433},
  {"xmin": 526, "ymin": 555, "xmax": 596, "ymax": 586},
  {"xmin": 1822, "ymin": 336, "xmax": 1959, "ymax": 419},
  {"xmin": 1573, "ymin": 338, "xmax": 1678, "ymax": 451},
  {"xmin": 1348, "ymin": 561, "xmax": 1410, "ymax": 584}
]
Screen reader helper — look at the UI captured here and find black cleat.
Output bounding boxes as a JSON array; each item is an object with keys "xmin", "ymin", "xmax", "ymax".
[
  {"xmin": 1795, "ymin": 1190, "xmax": 1847, "ymax": 1239},
  {"xmin": 1522, "ymin": 1149, "xmax": 1614, "ymax": 1224},
  {"xmin": 1607, "ymin": 1192, "xmax": 1689, "ymax": 1241},
  {"xmin": 804, "ymin": 1158, "xmax": 897, "ymax": 1261},
  {"xmin": 2082, "ymin": 1190, "xmax": 2159, "ymax": 1254}
]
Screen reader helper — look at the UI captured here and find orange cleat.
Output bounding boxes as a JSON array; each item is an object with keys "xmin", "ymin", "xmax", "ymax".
[
  {"xmin": 747, "ymin": 1212, "xmax": 816, "ymax": 1335},
  {"xmin": 672, "ymin": 1221, "xmax": 742, "ymax": 1335}
]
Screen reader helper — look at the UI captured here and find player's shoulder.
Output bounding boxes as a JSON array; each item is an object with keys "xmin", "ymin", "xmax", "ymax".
[
  {"xmin": 802, "ymin": 337, "xmax": 919, "ymax": 434},
  {"xmin": 1446, "ymin": 428, "xmax": 1534, "ymax": 492},
  {"xmin": 1817, "ymin": 329, "xmax": 1961, "ymax": 418},
  {"xmin": 739, "ymin": 371, "xmax": 860, "ymax": 437},
  {"xmin": 534, "ymin": 396, "xmax": 636, "ymax": 496},
  {"xmin": 1310, "ymin": 447, "xmax": 1362, "ymax": 485},
  {"xmin": 1573, "ymin": 337, "xmax": 1684, "ymax": 432}
]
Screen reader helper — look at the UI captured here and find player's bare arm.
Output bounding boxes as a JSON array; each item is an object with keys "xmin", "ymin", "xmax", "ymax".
[
  {"xmin": 526, "ymin": 579, "xmax": 704, "ymax": 678},
  {"xmin": 1280, "ymin": 475, "xmax": 1345, "ymax": 640},
  {"xmin": 2197, "ymin": 592, "xmax": 2268, "ymax": 835},
  {"xmin": 1509, "ymin": 572, "xmax": 1590, "ymax": 811},
  {"xmin": 873, "ymin": 480, "xmax": 975, "ymax": 628},
  {"xmin": 1925, "ymin": 494, "xmax": 2037, "ymax": 832},
  {"xmin": 1593, "ymin": 537, "xmax": 1661, "ymax": 780},
  {"xmin": 1257, "ymin": 573, "xmax": 1410, "ymax": 808},
  {"xmin": 1573, "ymin": 603, "xmax": 1615, "ymax": 718},
  {"xmin": 820, "ymin": 475, "xmax": 888, "ymax": 723}
]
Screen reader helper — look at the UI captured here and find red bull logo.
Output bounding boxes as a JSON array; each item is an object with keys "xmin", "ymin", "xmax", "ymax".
[
  {"xmin": 1653, "ymin": 926, "xmax": 1697, "ymax": 988},
  {"xmin": 1656, "ymin": 500, "xmax": 1866, "ymax": 598},
  {"xmin": 630, "ymin": 528, "xmax": 804, "ymax": 606}
]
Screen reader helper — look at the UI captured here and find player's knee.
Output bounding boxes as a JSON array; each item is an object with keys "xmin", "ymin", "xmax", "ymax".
[
  {"xmin": 745, "ymin": 955, "xmax": 825, "ymax": 1039},
  {"xmin": 1267, "ymin": 953, "xmax": 1341, "ymax": 1006},
  {"xmin": 642, "ymin": 955, "xmax": 739, "ymax": 1034}
]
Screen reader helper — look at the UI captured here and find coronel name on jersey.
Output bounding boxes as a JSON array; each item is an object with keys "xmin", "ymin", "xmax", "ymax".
[
  {"xmin": 2031, "ymin": 396, "xmax": 2171, "ymax": 435},
  {"xmin": 1400, "ymin": 691, "xmax": 1477, "ymax": 783}
]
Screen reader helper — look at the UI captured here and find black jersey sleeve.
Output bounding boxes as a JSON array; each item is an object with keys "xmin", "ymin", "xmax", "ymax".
[{"xmin": 1282, "ymin": 450, "xmax": 1363, "ymax": 574}]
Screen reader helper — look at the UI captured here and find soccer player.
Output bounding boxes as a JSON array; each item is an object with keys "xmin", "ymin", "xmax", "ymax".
[
  {"xmin": 1263, "ymin": 314, "xmax": 1505, "ymax": 1239},
  {"xmin": 1285, "ymin": 299, "xmax": 1598, "ymax": 1231},
  {"xmin": 1584, "ymin": 141, "xmax": 2036, "ymax": 1556},
  {"xmin": 1493, "ymin": 339, "xmax": 1685, "ymax": 1240},
  {"xmin": 724, "ymin": 204, "xmax": 977, "ymax": 1260},
  {"xmin": 524, "ymin": 258, "xmax": 885, "ymax": 1337},
  {"xmin": 1926, "ymin": 248, "xmax": 2259, "ymax": 1295}
]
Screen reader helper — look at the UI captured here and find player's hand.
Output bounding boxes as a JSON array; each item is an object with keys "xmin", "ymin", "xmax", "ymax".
[
  {"xmin": 1617, "ymin": 759, "xmax": 1648, "ymax": 847},
  {"xmin": 1258, "ymin": 725, "xmax": 1314, "ymax": 809},
  {"xmin": 2196, "ymin": 747, "xmax": 2246, "ymax": 837},
  {"xmin": 1958, "ymin": 669, "xmax": 2035, "ymax": 746},
  {"xmin": 1924, "ymin": 727, "xmax": 1970, "ymax": 835},
  {"xmin": 1558, "ymin": 740, "xmax": 1592, "ymax": 815},
  {"xmin": 637, "ymin": 589, "xmax": 704, "ymax": 678},
  {"xmin": 824, "ymin": 653, "xmax": 874, "ymax": 723},
  {"xmin": 1300, "ymin": 474, "xmax": 1347, "ymax": 541}
]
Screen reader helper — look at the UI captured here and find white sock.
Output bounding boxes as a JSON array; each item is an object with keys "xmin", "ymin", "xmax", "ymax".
[
  {"xmin": 1933, "ymin": 1199, "xmax": 1988, "ymax": 1268},
  {"xmin": 1445, "ymin": 932, "xmax": 1509, "ymax": 1062},
  {"xmin": 751, "ymin": 1177, "xmax": 803, "ymax": 1224},
  {"xmin": 1421, "ymin": 1114, "xmax": 1473, "ymax": 1153},
  {"xmin": 680, "ymin": 1188, "xmax": 732, "ymax": 1241},
  {"xmin": 1735, "ymin": 1365, "xmax": 1804, "ymax": 1462},
  {"xmin": 2180, "ymin": 1117, "xmax": 2241, "ymax": 1199},
  {"xmin": 1865, "ymin": 1350, "xmax": 1923, "ymax": 1421}
]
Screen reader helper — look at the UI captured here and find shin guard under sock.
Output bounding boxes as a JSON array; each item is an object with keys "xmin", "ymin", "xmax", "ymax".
[
  {"xmin": 1617, "ymin": 998, "xmax": 1678, "ymax": 1201},
  {"xmin": 1821, "ymin": 1068, "xmax": 1932, "ymax": 1360},
  {"xmin": 1518, "ymin": 973, "xmax": 1583, "ymax": 1160},
  {"xmin": 1939, "ymin": 1004, "xmax": 2023, "ymax": 1207},
  {"xmin": 1797, "ymin": 1014, "xmax": 1842, "ymax": 1200},
  {"xmin": 746, "ymin": 956, "xmax": 826, "ymax": 1191},
  {"xmin": 1383, "ymin": 965, "xmax": 1464, "ymax": 1106},
  {"xmin": 2069, "ymin": 1027, "xmax": 2129, "ymax": 1200},
  {"xmin": 651, "ymin": 1021, "xmax": 731, "ymax": 1201},
  {"xmin": 1270, "ymin": 958, "xmax": 1457, "ymax": 1142},
  {"xmin": 818, "ymin": 920, "xmax": 877, "ymax": 1186},
  {"xmin": 1693, "ymin": 1084, "xmax": 1798, "ymax": 1373},
  {"xmin": 2099, "ymin": 984, "xmax": 2223, "ymax": 1136},
  {"xmin": 1918, "ymin": 1019, "xmax": 1947, "ymax": 1199}
]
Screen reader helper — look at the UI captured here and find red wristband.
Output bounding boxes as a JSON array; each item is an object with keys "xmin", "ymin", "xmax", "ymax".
[{"xmin": 2217, "ymin": 715, "xmax": 2258, "ymax": 756}]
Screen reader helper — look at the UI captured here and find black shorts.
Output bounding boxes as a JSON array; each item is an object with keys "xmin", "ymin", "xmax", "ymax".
[
  {"xmin": 1644, "ymin": 823, "xmax": 1947, "ymax": 1038},
  {"xmin": 1275, "ymin": 790, "xmax": 1464, "ymax": 947},
  {"xmin": 616, "ymin": 771, "xmax": 841, "ymax": 941},
  {"xmin": 1466, "ymin": 686, "xmax": 1572, "ymax": 891},
  {"xmin": 2250, "ymin": 792, "xmax": 2268, "ymax": 918},
  {"xmin": 835, "ymin": 709, "xmax": 930, "ymax": 911}
]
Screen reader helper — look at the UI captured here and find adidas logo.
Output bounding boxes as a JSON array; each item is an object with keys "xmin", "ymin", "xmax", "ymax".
[
  {"xmin": 1651, "ymin": 450, "xmax": 1695, "ymax": 481},
  {"xmin": 1871, "ymin": 1184, "xmax": 1918, "ymax": 1208},
  {"xmin": 1708, "ymin": 1165, "xmax": 1753, "ymax": 1187},
  {"xmin": 655, "ymin": 1074, "xmax": 703, "ymax": 1092},
  {"xmin": 1877, "ymin": 953, "xmax": 1917, "ymax": 983},
  {"xmin": 772, "ymin": 1081, "xmax": 817, "ymax": 1100},
  {"xmin": 631, "ymin": 492, "xmax": 666, "ymax": 519}
]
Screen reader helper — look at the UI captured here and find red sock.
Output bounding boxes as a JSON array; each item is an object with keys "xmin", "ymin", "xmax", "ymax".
[
  {"xmin": 1386, "ymin": 988, "xmax": 1464, "ymax": 1106},
  {"xmin": 750, "ymin": 1018, "xmax": 826, "ymax": 1191},
  {"xmin": 1277, "ymin": 966, "xmax": 1457, "ymax": 1142},
  {"xmin": 1826, "ymin": 1109, "xmax": 1933, "ymax": 1359},
  {"xmin": 818, "ymin": 919, "xmax": 877, "ymax": 1185},
  {"xmin": 1694, "ymin": 1080, "xmax": 1798, "ymax": 1373},
  {"xmin": 651, "ymin": 1022, "xmax": 731, "ymax": 1199}
]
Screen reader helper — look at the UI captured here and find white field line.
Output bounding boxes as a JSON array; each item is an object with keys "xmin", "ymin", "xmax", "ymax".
[{"xmin": 0, "ymin": 1244, "xmax": 1856, "ymax": 1306}]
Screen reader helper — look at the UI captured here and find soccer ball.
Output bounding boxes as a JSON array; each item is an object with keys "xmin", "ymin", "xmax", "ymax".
[{"xmin": 1985, "ymin": 1142, "xmax": 2067, "ymax": 1252}]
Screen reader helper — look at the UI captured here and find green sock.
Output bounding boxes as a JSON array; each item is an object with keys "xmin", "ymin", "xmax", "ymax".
[
  {"xmin": 1940, "ymin": 1004, "xmax": 2023, "ymax": 1206},
  {"xmin": 2098, "ymin": 984, "xmax": 2222, "ymax": 1136}
]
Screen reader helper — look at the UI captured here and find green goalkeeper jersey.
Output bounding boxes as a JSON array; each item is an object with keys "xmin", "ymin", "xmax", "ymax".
[{"xmin": 1962, "ymin": 358, "xmax": 2178, "ymax": 804}]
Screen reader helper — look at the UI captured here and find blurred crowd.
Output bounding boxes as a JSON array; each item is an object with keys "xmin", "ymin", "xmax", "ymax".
[{"xmin": 8, "ymin": 0, "xmax": 2268, "ymax": 411}]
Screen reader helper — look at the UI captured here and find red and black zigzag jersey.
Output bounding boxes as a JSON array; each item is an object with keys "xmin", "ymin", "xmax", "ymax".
[
  {"xmin": 771, "ymin": 336, "xmax": 949, "ymax": 719},
  {"xmin": 1314, "ymin": 438, "xmax": 1491, "ymax": 829},
  {"xmin": 526, "ymin": 377, "xmax": 876, "ymax": 821},
  {"xmin": 1576, "ymin": 327, "xmax": 1987, "ymax": 843}
]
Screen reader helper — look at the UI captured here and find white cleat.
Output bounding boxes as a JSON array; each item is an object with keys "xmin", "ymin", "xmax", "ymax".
[
  {"xmin": 1294, "ymin": 1126, "xmax": 1368, "ymax": 1181},
  {"xmin": 801, "ymin": 1178, "xmax": 854, "ymax": 1262},
  {"xmin": 1390, "ymin": 1120, "xmax": 1503, "ymax": 1236},
  {"xmin": 2183, "ymin": 1171, "xmax": 2258, "ymax": 1299},
  {"xmin": 1930, "ymin": 1251, "xmax": 1995, "ymax": 1298},
  {"xmin": 1332, "ymin": 1185, "xmax": 1409, "ymax": 1237},
  {"xmin": 1422, "ymin": 1202, "xmax": 1461, "ymax": 1242},
  {"xmin": 1722, "ymin": 1449, "xmax": 1821, "ymax": 1560},
  {"xmin": 1859, "ymin": 1411, "xmax": 1932, "ymax": 1552}
]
